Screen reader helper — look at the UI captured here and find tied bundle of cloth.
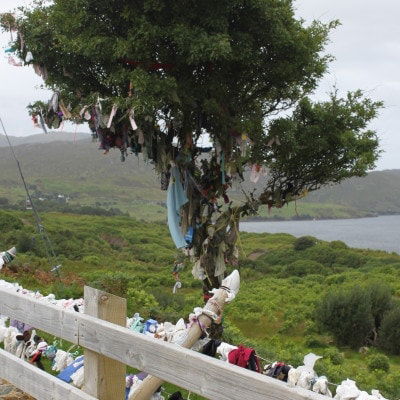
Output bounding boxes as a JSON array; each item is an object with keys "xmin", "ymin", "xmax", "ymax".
[{"xmin": 0, "ymin": 247, "xmax": 16, "ymax": 271}]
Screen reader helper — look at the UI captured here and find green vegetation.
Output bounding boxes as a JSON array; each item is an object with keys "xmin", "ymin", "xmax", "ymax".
[{"xmin": 1, "ymin": 210, "xmax": 400, "ymax": 397}]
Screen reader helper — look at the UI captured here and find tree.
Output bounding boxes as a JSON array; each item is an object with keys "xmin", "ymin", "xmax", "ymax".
[{"xmin": 1, "ymin": 1, "xmax": 383, "ymax": 293}]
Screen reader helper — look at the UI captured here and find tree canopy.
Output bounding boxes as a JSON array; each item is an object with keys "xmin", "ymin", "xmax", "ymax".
[{"xmin": 1, "ymin": 0, "xmax": 383, "ymax": 292}]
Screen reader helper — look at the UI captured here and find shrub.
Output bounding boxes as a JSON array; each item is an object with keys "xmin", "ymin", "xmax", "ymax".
[
  {"xmin": 335, "ymin": 251, "xmax": 365, "ymax": 268},
  {"xmin": 316, "ymin": 287, "xmax": 374, "ymax": 348},
  {"xmin": 324, "ymin": 347, "xmax": 344, "ymax": 365},
  {"xmin": 366, "ymin": 283, "xmax": 393, "ymax": 330},
  {"xmin": 0, "ymin": 211, "xmax": 23, "ymax": 232},
  {"xmin": 294, "ymin": 236, "xmax": 316, "ymax": 251},
  {"xmin": 305, "ymin": 335, "xmax": 328, "ymax": 348},
  {"xmin": 82, "ymin": 255, "xmax": 101, "ymax": 265},
  {"xmin": 316, "ymin": 284, "xmax": 395, "ymax": 349},
  {"xmin": 367, "ymin": 354, "xmax": 390, "ymax": 372},
  {"xmin": 379, "ymin": 307, "xmax": 400, "ymax": 355},
  {"xmin": 51, "ymin": 282, "xmax": 83, "ymax": 299},
  {"xmin": 89, "ymin": 272, "xmax": 129, "ymax": 297},
  {"xmin": 284, "ymin": 260, "xmax": 326, "ymax": 277},
  {"xmin": 127, "ymin": 288, "xmax": 159, "ymax": 314},
  {"xmin": 16, "ymin": 231, "xmax": 35, "ymax": 253},
  {"xmin": 329, "ymin": 240, "xmax": 348, "ymax": 249}
]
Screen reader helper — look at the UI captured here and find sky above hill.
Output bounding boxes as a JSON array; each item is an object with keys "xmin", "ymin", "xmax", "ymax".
[{"xmin": 0, "ymin": 0, "xmax": 399, "ymax": 170}]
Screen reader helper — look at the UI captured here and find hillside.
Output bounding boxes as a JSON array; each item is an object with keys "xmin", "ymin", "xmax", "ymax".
[
  {"xmin": 0, "ymin": 137, "xmax": 166, "ymax": 220},
  {"xmin": 0, "ymin": 131, "xmax": 91, "ymax": 146},
  {"xmin": 305, "ymin": 170, "xmax": 400, "ymax": 215},
  {"xmin": 1, "ymin": 210, "xmax": 400, "ymax": 398},
  {"xmin": 0, "ymin": 135, "xmax": 399, "ymax": 220}
]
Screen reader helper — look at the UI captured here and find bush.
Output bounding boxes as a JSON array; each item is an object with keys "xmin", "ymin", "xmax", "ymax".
[
  {"xmin": 0, "ymin": 211, "xmax": 23, "ymax": 232},
  {"xmin": 82, "ymin": 255, "xmax": 101, "ymax": 265},
  {"xmin": 366, "ymin": 283, "xmax": 393, "ymax": 330},
  {"xmin": 284, "ymin": 260, "xmax": 326, "ymax": 277},
  {"xmin": 305, "ymin": 335, "xmax": 328, "ymax": 348},
  {"xmin": 329, "ymin": 240, "xmax": 348, "ymax": 249},
  {"xmin": 50, "ymin": 282, "xmax": 83, "ymax": 299},
  {"xmin": 294, "ymin": 236, "xmax": 316, "ymax": 251},
  {"xmin": 89, "ymin": 272, "xmax": 129, "ymax": 297},
  {"xmin": 127, "ymin": 288, "xmax": 159, "ymax": 314},
  {"xmin": 316, "ymin": 287, "xmax": 374, "ymax": 348},
  {"xmin": 16, "ymin": 231, "xmax": 35, "ymax": 253},
  {"xmin": 335, "ymin": 251, "xmax": 365, "ymax": 268},
  {"xmin": 379, "ymin": 307, "xmax": 400, "ymax": 355},
  {"xmin": 316, "ymin": 284, "xmax": 394, "ymax": 349},
  {"xmin": 324, "ymin": 347, "xmax": 344, "ymax": 365},
  {"xmin": 367, "ymin": 354, "xmax": 390, "ymax": 372}
]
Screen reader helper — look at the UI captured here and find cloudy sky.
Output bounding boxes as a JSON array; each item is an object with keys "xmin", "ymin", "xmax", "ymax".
[{"xmin": 0, "ymin": 0, "xmax": 399, "ymax": 170}]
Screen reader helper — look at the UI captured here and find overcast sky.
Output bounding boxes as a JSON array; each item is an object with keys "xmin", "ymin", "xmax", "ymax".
[{"xmin": 0, "ymin": 0, "xmax": 399, "ymax": 170}]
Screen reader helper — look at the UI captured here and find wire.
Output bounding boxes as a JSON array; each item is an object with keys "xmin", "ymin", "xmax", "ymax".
[{"xmin": 0, "ymin": 116, "xmax": 62, "ymax": 276}]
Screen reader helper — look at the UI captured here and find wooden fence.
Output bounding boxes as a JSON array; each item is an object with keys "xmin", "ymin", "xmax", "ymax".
[{"xmin": 0, "ymin": 285, "xmax": 326, "ymax": 400}]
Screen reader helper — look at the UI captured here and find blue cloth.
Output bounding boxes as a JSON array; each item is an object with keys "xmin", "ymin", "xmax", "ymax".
[
  {"xmin": 167, "ymin": 166, "xmax": 188, "ymax": 248},
  {"xmin": 57, "ymin": 355, "xmax": 84, "ymax": 383},
  {"xmin": 144, "ymin": 319, "xmax": 158, "ymax": 333},
  {"xmin": 185, "ymin": 226, "xmax": 194, "ymax": 244}
]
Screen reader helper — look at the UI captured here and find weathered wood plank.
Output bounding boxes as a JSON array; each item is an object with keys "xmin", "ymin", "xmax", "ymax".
[
  {"xmin": 83, "ymin": 286, "xmax": 126, "ymax": 400},
  {"xmin": 0, "ymin": 286, "xmax": 328, "ymax": 400},
  {"xmin": 77, "ymin": 313, "xmax": 327, "ymax": 400},
  {"xmin": 0, "ymin": 286, "xmax": 78, "ymax": 344},
  {"xmin": 0, "ymin": 349, "xmax": 96, "ymax": 400}
]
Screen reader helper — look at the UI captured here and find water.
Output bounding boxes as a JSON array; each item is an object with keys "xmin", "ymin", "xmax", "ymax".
[{"xmin": 240, "ymin": 215, "xmax": 400, "ymax": 254}]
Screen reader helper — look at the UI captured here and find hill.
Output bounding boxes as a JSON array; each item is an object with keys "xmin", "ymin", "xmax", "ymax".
[
  {"xmin": 0, "ymin": 131, "xmax": 91, "ymax": 147},
  {"xmin": 0, "ymin": 138, "xmax": 166, "ymax": 220},
  {"xmin": 0, "ymin": 135, "xmax": 399, "ymax": 220},
  {"xmin": 305, "ymin": 169, "xmax": 400, "ymax": 215},
  {"xmin": 1, "ymin": 210, "xmax": 400, "ymax": 398}
]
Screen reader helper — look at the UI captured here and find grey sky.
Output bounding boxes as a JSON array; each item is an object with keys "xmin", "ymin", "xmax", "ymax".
[{"xmin": 0, "ymin": 0, "xmax": 399, "ymax": 170}]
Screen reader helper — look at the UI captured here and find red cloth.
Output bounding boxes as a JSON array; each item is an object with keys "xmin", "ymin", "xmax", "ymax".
[
  {"xmin": 228, "ymin": 345, "xmax": 260, "ymax": 372},
  {"xmin": 30, "ymin": 351, "xmax": 41, "ymax": 364},
  {"xmin": 203, "ymin": 293, "xmax": 213, "ymax": 303}
]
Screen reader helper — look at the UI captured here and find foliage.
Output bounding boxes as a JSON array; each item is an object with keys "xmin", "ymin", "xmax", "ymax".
[
  {"xmin": 316, "ymin": 284, "xmax": 393, "ymax": 349},
  {"xmin": 1, "ymin": 0, "xmax": 383, "ymax": 290},
  {"xmin": 126, "ymin": 288, "xmax": 159, "ymax": 315},
  {"xmin": 0, "ymin": 210, "xmax": 23, "ymax": 232},
  {"xmin": 283, "ymin": 259, "xmax": 325, "ymax": 277},
  {"xmin": 379, "ymin": 307, "xmax": 400, "ymax": 355},
  {"xmin": 16, "ymin": 231, "xmax": 35, "ymax": 253},
  {"xmin": 324, "ymin": 347, "xmax": 344, "ymax": 365},
  {"xmin": 89, "ymin": 272, "xmax": 130, "ymax": 297},
  {"xmin": 329, "ymin": 240, "xmax": 349, "ymax": 249},
  {"xmin": 316, "ymin": 287, "xmax": 375, "ymax": 348},
  {"xmin": 294, "ymin": 236, "xmax": 317, "ymax": 251},
  {"xmin": 2, "ymin": 211, "xmax": 400, "ymax": 398},
  {"xmin": 367, "ymin": 354, "xmax": 390, "ymax": 372},
  {"xmin": 366, "ymin": 283, "xmax": 393, "ymax": 330}
]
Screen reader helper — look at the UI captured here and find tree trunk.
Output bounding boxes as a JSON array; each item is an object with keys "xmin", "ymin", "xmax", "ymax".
[{"xmin": 130, "ymin": 288, "xmax": 228, "ymax": 400}]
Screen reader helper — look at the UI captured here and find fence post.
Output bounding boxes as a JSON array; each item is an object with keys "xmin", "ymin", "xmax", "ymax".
[{"xmin": 83, "ymin": 286, "xmax": 127, "ymax": 400}]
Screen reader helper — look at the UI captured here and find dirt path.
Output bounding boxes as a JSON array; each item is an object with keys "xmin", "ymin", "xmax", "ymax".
[{"xmin": 0, "ymin": 380, "xmax": 34, "ymax": 400}]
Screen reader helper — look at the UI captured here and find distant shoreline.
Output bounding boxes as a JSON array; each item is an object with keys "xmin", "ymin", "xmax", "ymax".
[{"xmin": 243, "ymin": 212, "xmax": 400, "ymax": 223}]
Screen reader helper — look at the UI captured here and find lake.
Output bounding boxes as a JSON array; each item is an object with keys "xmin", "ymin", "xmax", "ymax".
[{"xmin": 240, "ymin": 215, "xmax": 400, "ymax": 254}]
